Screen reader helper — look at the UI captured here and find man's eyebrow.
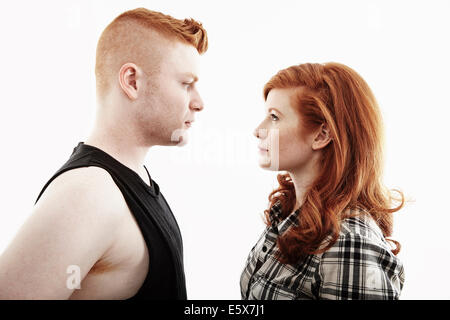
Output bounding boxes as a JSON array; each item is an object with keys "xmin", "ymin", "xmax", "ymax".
[{"xmin": 182, "ymin": 72, "xmax": 199, "ymax": 82}]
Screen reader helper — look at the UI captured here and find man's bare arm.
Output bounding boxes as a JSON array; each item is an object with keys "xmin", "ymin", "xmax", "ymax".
[{"xmin": 0, "ymin": 167, "xmax": 126, "ymax": 299}]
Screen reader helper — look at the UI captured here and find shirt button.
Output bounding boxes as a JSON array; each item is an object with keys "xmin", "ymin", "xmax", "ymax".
[{"xmin": 262, "ymin": 245, "xmax": 267, "ymax": 252}]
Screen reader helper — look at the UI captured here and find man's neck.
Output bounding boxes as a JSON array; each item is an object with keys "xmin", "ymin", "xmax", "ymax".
[{"xmin": 85, "ymin": 127, "xmax": 150, "ymax": 178}]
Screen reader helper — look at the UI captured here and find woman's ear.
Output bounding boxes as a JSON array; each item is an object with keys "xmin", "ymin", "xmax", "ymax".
[
  {"xmin": 312, "ymin": 123, "xmax": 332, "ymax": 150},
  {"xmin": 118, "ymin": 63, "xmax": 139, "ymax": 100}
]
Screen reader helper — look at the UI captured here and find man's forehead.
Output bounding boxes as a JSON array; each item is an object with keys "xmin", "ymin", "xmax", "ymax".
[
  {"xmin": 160, "ymin": 45, "xmax": 200, "ymax": 77},
  {"xmin": 167, "ymin": 41, "xmax": 200, "ymax": 63}
]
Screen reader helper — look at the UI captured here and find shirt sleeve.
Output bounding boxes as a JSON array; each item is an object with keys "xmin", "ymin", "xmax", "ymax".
[{"xmin": 311, "ymin": 232, "xmax": 405, "ymax": 300}]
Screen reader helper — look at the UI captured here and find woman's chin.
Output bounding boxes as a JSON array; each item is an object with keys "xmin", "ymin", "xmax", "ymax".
[{"xmin": 258, "ymin": 155, "xmax": 274, "ymax": 170}]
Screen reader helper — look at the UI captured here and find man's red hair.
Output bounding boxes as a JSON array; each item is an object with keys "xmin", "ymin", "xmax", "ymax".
[
  {"xmin": 95, "ymin": 8, "xmax": 208, "ymax": 96},
  {"xmin": 263, "ymin": 62, "xmax": 404, "ymax": 264}
]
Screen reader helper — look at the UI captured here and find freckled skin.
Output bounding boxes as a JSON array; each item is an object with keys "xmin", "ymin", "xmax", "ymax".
[
  {"xmin": 97, "ymin": 22, "xmax": 204, "ymax": 148},
  {"xmin": 254, "ymin": 88, "xmax": 317, "ymax": 172},
  {"xmin": 254, "ymin": 87, "xmax": 327, "ymax": 210},
  {"xmin": 135, "ymin": 41, "xmax": 204, "ymax": 147}
]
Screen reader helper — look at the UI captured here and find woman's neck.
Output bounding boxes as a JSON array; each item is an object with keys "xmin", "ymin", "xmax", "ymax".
[{"xmin": 288, "ymin": 160, "xmax": 320, "ymax": 212}]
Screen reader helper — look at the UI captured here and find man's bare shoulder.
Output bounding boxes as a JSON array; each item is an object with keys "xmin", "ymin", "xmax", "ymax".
[
  {"xmin": 0, "ymin": 167, "xmax": 128, "ymax": 299},
  {"xmin": 36, "ymin": 166, "xmax": 129, "ymax": 221}
]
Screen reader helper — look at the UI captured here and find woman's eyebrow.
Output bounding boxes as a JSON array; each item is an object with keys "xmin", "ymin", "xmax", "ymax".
[{"xmin": 268, "ymin": 107, "xmax": 283, "ymax": 115}]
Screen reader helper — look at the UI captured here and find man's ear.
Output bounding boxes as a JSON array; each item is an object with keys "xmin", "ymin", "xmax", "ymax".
[
  {"xmin": 312, "ymin": 123, "xmax": 332, "ymax": 150},
  {"xmin": 118, "ymin": 63, "xmax": 140, "ymax": 100}
]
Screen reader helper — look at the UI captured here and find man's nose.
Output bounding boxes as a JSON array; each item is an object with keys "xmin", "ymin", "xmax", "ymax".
[
  {"xmin": 190, "ymin": 102, "xmax": 204, "ymax": 112},
  {"xmin": 190, "ymin": 92, "xmax": 204, "ymax": 112}
]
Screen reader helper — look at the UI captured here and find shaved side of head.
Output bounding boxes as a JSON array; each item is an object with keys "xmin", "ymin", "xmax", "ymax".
[{"xmin": 95, "ymin": 8, "xmax": 208, "ymax": 98}]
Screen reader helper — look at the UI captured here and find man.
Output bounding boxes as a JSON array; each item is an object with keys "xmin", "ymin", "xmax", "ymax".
[{"xmin": 0, "ymin": 8, "xmax": 207, "ymax": 299}]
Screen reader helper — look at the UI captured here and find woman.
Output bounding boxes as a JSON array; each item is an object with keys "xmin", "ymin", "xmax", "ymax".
[{"xmin": 241, "ymin": 62, "xmax": 405, "ymax": 300}]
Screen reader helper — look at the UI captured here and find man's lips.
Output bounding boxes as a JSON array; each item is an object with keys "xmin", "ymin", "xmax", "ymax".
[{"xmin": 184, "ymin": 120, "xmax": 194, "ymax": 128}]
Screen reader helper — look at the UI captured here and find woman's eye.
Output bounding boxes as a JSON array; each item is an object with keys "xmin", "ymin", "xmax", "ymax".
[
  {"xmin": 270, "ymin": 113, "xmax": 279, "ymax": 121},
  {"xmin": 183, "ymin": 82, "xmax": 193, "ymax": 89}
]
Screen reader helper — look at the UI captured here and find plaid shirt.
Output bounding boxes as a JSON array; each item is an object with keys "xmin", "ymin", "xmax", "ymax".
[{"xmin": 240, "ymin": 201, "xmax": 405, "ymax": 300}]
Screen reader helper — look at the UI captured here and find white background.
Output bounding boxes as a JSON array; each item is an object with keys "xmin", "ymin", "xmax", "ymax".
[{"xmin": 0, "ymin": 0, "xmax": 449, "ymax": 299}]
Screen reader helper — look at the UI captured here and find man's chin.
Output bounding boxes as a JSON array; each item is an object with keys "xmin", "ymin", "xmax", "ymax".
[
  {"xmin": 174, "ymin": 135, "xmax": 188, "ymax": 147},
  {"xmin": 168, "ymin": 128, "xmax": 189, "ymax": 147}
]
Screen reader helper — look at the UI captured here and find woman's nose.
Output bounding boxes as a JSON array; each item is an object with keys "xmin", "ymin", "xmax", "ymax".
[{"xmin": 253, "ymin": 126, "xmax": 267, "ymax": 139}]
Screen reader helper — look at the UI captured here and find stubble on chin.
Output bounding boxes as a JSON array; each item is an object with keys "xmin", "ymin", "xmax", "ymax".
[{"xmin": 169, "ymin": 127, "xmax": 189, "ymax": 147}]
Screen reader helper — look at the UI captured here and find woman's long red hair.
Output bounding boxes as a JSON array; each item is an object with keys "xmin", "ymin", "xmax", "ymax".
[{"xmin": 263, "ymin": 63, "xmax": 404, "ymax": 264}]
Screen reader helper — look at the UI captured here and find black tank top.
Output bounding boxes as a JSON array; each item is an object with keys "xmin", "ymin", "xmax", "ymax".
[{"xmin": 35, "ymin": 142, "xmax": 187, "ymax": 300}]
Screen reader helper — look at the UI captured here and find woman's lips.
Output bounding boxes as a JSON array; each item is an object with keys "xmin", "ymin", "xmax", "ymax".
[{"xmin": 258, "ymin": 147, "xmax": 268, "ymax": 153}]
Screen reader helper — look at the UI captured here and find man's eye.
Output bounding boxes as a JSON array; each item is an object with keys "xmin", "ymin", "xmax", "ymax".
[
  {"xmin": 270, "ymin": 113, "xmax": 279, "ymax": 121},
  {"xmin": 183, "ymin": 82, "xmax": 193, "ymax": 89}
]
